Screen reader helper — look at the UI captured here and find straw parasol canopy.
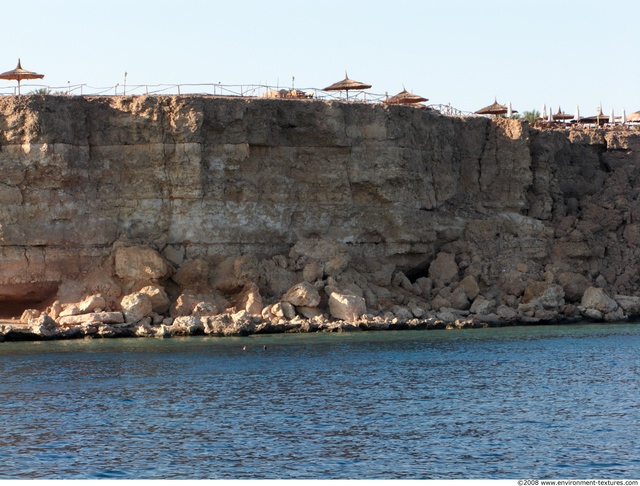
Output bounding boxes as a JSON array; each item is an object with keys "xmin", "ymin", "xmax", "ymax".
[
  {"xmin": 386, "ymin": 88, "xmax": 428, "ymax": 105},
  {"xmin": 0, "ymin": 59, "xmax": 44, "ymax": 95},
  {"xmin": 323, "ymin": 72, "xmax": 371, "ymax": 100},
  {"xmin": 475, "ymin": 99, "xmax": 514, "ymax": 116},
  {"xmin": 552, "ymin": 107, "xmax": 573, "ymax": 121}
]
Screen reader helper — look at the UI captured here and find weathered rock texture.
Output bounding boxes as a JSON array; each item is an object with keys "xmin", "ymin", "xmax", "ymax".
[{"xmin": 1, "ymin": 94, "xmax": 640, "ymax": 338}]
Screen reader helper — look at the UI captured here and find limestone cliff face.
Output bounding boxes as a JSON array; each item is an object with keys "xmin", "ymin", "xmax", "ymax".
[{"xmin": 1, "ymin": 95, "xmax": 639, "ymax": 323}]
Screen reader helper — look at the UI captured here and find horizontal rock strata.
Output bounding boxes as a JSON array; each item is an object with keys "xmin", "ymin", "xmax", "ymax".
[{"xmin": 1, "ymin": 95, "xmax": 640, "ymax": 341}]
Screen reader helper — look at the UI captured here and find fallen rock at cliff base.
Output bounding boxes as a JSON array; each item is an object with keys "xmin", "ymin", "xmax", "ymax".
[
  {"xmin": 283, "ymin": 282, "xmax": 321, "ymax": 307},
  {"xmin": 115, "ymin": 245, "xmax": 170, "ymax": 281},
  {"xmin": 428, "ymin": 252, "xmax": 459, "ymax": 287},
  {"xmin": 558, "ymin": 272, "xmax": 589, "ymax": 303},
  {"xmin": 58, "ymin": 312, "xmax": 125, "ymax": 327},
  {"xmin": 236, "ymin": 283, "xmax": 263, "ymax": 316},
  {"xmin": 138, "ymin": 286, "xmax": 171, "ymax": 314},
  {"xmin": 329, "ymin": 292, "xmax": 366, "ymax": 322},
  {"xmin": 172, "ymin": 258, "xmax": 210, "ymax": 290},
  {"xmin": 169, "ymin": 292, "xmax": 205, "ymax": 317},
  {"xmin": 470, "ymin": 296, "xmax": 495, "ymax": 315},
  {"xmin": 20, "ymin": 309, "xmax": 40, "ymax": 324},
  {"xmin": 120, "ymin": 292, "xmax": 153, "ymax": 323},
  {"xmin": 581, "ymin": 287, "xmax": 618, "ymax": 314},
  {"xmin": 614, "ymin": 295, "xmax": 640, "ymax": 316},
  {"xmin": 172, "ymin": 316, "xmax": 205, "ymax": 335},
  {"xmin": 458, "ymin": 275, "xmax": 480, "ymax": 301},
  {"xmin": 29, "ymin": 313, "xmax": 59, "ymax": 338}
]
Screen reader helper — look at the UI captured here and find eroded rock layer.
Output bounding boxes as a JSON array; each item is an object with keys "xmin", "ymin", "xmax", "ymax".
[{"xmin": 1, "ymin": 95, "xmax": 640, "ymax": 338}]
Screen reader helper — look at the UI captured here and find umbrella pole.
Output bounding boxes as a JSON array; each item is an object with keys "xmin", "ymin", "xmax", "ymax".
[{"xmin": 17, "ymin": 80, "xmax": 20, "ymax": 96}]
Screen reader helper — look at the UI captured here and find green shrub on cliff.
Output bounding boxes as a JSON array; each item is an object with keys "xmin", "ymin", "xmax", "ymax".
[{"xmin": 523, "ymin": 110, "xmax": 541, "ymax": 123}]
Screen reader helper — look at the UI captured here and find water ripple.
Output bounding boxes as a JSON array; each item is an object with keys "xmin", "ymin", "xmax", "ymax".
[{"xmin": 1, "ymin": 324, "xmax": 640, "ymax": 478}]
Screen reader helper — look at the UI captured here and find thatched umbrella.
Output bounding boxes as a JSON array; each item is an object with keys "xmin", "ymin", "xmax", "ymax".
[
  {"xmin": 323, "ymin": 72, "xmax": 371, "ymax": 101},
  {"xmin": 475, "ymin": 99, "xmax": 512, "ymax": 116},
  {"xmin": 386, "ymin": 88, "xmax": 428, "ymax": 105},
  {"xmin": 0, "ymin": 59, "xmax": 44, "ymax": 95},
  {"xmin": 552, "ymin": 107, "xmax": 573, "ymax": 121}
]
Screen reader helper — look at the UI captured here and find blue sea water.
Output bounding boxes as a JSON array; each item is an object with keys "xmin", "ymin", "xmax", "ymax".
[{"xmin": 1, "ymin": 324, "xmax": 639, "ymax": 479}]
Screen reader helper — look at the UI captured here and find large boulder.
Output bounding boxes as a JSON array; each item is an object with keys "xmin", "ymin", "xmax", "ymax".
[
  {"xmin": 428, "ymin": 252, "xmax": 459, "ymax": 286},
  {"xmin": 77, "ymin": 294, "xmax": 107, "ymax": 313},
  {"xmin": 449, "ymin": 287, "xmax": 470, "ymax": 310},
  {"xmin": 522, "ymin": 282, "xmax": 565, "ymax": 310},
  {"xmin": 324, "ymin": 253, "xmax": 351, "ymax": 277},
  {"xmin": 233, "ymin": 254, "xmax": 261, "ymax": 284},
  {"xmin": 558, "ymin": 272, "xmax": 589, "ymax": 302},
  {"xmin": 59, "ymin": 312, "xmax": 125, "ymax": 327},
  {"xmin": 458, "ymin": 275, "xmax": 480, "ymax": 301},
  {"xmin": 470, "ymin": 296, "xmax": 496, "ymax": 315},
  {"xmin": 115, "ymin": 245, "xmax": 170, "ymax": 281},
  {"xmin": 328, "ymin": 292, "xmax": 366, "ymax": 322},
  {"xmin": 499, "ymin": 269, "xmax": 526, "ymax": 297},
  {"xmin": 581, "ymin": 287, "xmax": 618, "ymax": 314},
  {"xmin": 192, "ymin": 302, "xmax": 218, "ymax": 317},
  {"xmin": 58, "ymin": 294, "xmax": 107, "ymax": 318},
  {"xmin": 415, "ymin": 277, "xmax": 433, "ymax": 297},
  {"xmin": 261, "ymin": 258, "xmax": 299, "ymax": 297},
  {"xmin": 614, "ymin": 295, "xmax": 640, "ymax": 317},
  {"xmin": 20, "ymin": 309, "xmax": 40, "ymax": 323},
  {"xmin": 392, "ymin": 306, "xmax": 413, "ymax": 322},
  {"xmin": 172, "ymin": 258, "xmax": 209, "ymax": 289},
  {"xmin": 303, "ymin": 261, "xmax": 324, "ymax": 283},
  {"xmin": 280, "ymin": 301, "xmax": 296, "ymax": 319},
  {"xmin": 283, "ymin": 282, "xmax": 321, "ymax": 307},
  {"xmin": 28, "ymin": 313, "xmax": 59, "ymax": 338},
  {"xmin": 538, "ymin": 285, "xmax": 565, "ymax": 310},
  {"xmin": 120, "ymin": 292, "xmax": 153, "ymax": 323},
  {"xmin": 236, "ymin": 283, "xmax": 263, "ymax": 316},
  {"xmin": 170, "ymin": 292, "xmax": 200, "ymax": 317},
  {"xmin": 202, "ymin": 311, "xmax": 256, "ymax": 336},
  {"xmin": 138, "ymin": 286, "xmax": 171, "ymax": 314},
  {"xmin": 172, "ymin": 316, "xmax": 206, "ymax": 335}
]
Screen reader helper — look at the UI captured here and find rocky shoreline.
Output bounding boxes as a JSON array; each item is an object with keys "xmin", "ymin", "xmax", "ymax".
[
  {"xmin": 0, "ymin": 313, "xmax": 583, "ymax": 343},
  {"xmin": 1, "ymin": 296, "xmax": 634, "ymax": 344},
  {"xmin": 2, "ymin": 243, "xmax": 638, "ymax": 343}
]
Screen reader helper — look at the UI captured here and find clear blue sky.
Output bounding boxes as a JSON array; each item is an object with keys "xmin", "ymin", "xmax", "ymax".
[{"xmin": 1, "ymin": 0, "xmax": 638, "ymax": 115}]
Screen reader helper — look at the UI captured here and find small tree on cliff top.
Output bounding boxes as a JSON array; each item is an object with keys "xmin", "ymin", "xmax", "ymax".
[{"xmin": 523, "ymin": 110, "xmax": 541, "ymax": 123}]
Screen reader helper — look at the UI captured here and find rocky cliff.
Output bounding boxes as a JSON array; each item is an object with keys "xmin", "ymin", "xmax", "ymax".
[{"xmin": 2, "ymin": 95, "xmax": 640, "ymax": 337}]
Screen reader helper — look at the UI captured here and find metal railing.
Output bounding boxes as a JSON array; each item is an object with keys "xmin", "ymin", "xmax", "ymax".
[
  {"xmin": 0, "ymin": 81, "xmax": 471, "ymax": 115},
  {"xmin": 3, "ymin": 83, "xmax": 637, "ymax": 129}
]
